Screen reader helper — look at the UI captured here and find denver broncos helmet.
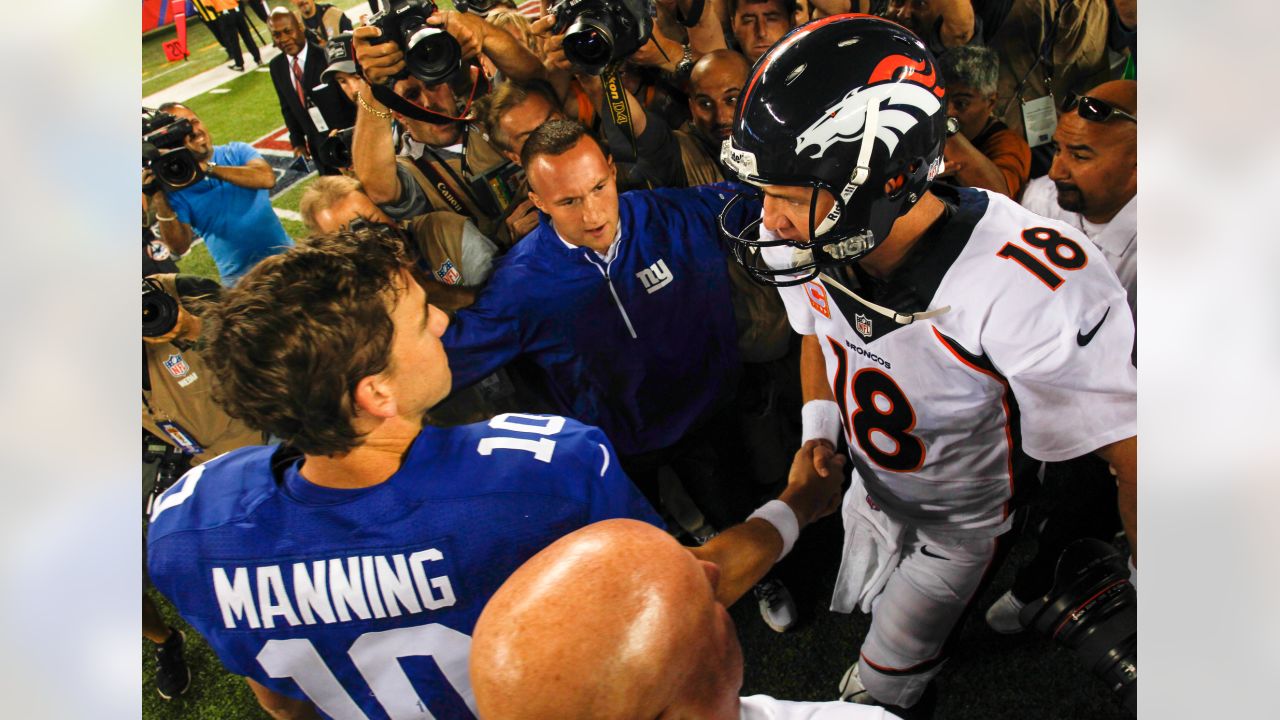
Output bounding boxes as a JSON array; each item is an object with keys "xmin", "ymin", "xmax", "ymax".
[{"xmin": 718, "ymin": 14, "xmax": 948, "ymax": 285}]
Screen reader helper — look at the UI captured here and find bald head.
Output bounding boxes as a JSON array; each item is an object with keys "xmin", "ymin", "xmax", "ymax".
[
  {"xmin": 470, "ymin": 519, "xmax": 743, "ymax": 720},
  {"xmin": 689, "ymin": 50, "xmax": 752, "ymax": 143},
  {"xmin": 1048, "ymin": 79, "xmax": 1137, "ymax": 224}
]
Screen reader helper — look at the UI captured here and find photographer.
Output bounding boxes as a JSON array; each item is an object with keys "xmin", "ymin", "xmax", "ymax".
[
  {"xmin": 143, "ymin": 274, "xmax": 267, "ymax": 462},
  {"xmin": 298, "ymin": 175, "xmax": 498, "ymax": 294},
  {"xmin": 141, "ymin": 273, "xmax": 266, "ymax": 702},
  {"xmin": 351, "ymin": 5, "xmax": 545, "ymax": 247},
  {"xmin": 145, "ymin": 103, "xmax": 292, "ymax": 286}
]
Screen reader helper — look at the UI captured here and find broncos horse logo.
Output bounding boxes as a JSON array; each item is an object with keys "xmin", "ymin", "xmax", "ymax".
[{"xmin": 795, "ymin": 54, "xmax": 943, "ymax": 160}]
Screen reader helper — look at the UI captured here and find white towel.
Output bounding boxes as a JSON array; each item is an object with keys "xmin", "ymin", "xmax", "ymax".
[{"xmin": 830, "ymin": 473, "xmax": 907, "ymax": 614}]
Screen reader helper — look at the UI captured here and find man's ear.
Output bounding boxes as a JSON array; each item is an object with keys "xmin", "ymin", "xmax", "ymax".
[
  {"xmin": 527, "ymin": 189, "xmax": 547, "ymax": 215},
  {"xmin": 352, "ymin": 373, "xmax": 398, "ymax": 420},
  {"xmin": 500, "ymin": 148, "xmax": 520, "ymax": 165}
]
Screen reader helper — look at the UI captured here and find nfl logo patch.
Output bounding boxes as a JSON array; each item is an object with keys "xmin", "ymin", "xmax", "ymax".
[
  {"xmin": 436, "ymin": 260, "xmax": 462, "ymax": 285},
  {"xmin": 855, "ymin": 313, "xmax": 873, "ymax": 338},
  {"xmin": 164, "ymin": 353, "xmax": 190, "ymax": 378}
]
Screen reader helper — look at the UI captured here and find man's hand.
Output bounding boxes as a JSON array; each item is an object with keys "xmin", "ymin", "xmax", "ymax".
[
  {"xmin": 504, "ymin": 198, "xmax": 540, "ymax": 240},
  {"xmin": 426, "ymin": 11, "xmax": 484, "ymax": 61},
  {"xmin": 291, "ymin": 144, "xmax": 312, "ymax": 160},
  {"xmin": 531, "ymin": 16, "xmax": 572, "ymax": 73},
  {"xmin": 781, "ymin": 443, "xmax": 846, "ymax": 527},
  {"xmin": 353, "ymin": 25, "xmax": 405, "ymax": 86},
  {"xmin": 142, "ymin": 167, "xmax": 163, "ymax": 199},
  {"xmin": 802, "ymin": 438, "xmax": 841, "ymax": 481}
]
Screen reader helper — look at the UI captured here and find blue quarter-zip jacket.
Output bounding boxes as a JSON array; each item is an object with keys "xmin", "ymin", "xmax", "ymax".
[{"xmin": 442, "ymin": 183, "xmax": 761, "ymax": 456}]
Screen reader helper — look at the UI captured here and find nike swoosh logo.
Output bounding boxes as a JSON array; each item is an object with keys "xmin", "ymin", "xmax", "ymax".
[
  {"xmin": 920, "ymin": 545, "xmax": 949, "ymax": 561},
  {"xmin": 1076, "ymin": 307, "xmax": 1111, "ymax": 347}
]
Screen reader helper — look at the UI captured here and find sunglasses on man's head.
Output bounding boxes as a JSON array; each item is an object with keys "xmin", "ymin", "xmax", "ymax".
[{"xmin": 1060, "ymin": 92, "xmax": 1137, "ymax": 124}]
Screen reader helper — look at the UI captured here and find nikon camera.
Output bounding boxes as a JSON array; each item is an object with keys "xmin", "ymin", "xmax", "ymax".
[
  {"xmin": 366, "ymin": 0, "xmax": 463, "ymax": 85},
  {"xmin": 142, "ymin": 108, "xmax": 204, "ymax": 194},
  {"xmin": 550, "ymin": 0, "xmax": 654, "ymax": 75}
]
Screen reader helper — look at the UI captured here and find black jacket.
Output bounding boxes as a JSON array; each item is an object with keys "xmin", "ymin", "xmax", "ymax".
[{"xmin": 268, "ymin": 43, "xmax": 330, "ymax": 162}]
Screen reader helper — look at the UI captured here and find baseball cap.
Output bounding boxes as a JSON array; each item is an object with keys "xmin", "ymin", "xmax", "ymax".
[{"xmin": 321, "ymin": 33, "xmax": 358, "ymax": 83}]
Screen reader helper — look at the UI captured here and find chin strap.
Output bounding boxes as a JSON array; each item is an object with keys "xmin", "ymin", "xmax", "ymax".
[
  {"xmin": 815, "ymin": 97, "xmax": 880, "ymax": 237},
  {"xmin": 818, "ymin": 271, "xmax": 951, "ymax": 326}
]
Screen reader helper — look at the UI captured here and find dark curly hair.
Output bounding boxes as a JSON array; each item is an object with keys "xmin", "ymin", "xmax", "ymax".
[{"xmin": 203, "ymin": 227, "xmax": 413, "ymax": 456}]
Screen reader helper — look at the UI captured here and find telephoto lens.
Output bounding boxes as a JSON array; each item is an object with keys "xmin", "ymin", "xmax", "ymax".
[
  {"xmin": 1020, "ymin": 538, "xmax": 1137, "ymax": 715},
  {"xmin": 318, "ymin": 127, "xmax": 356, "ymax": 169},
  {"xmin": 142, "ymin": 278, "xmax": 181, "ymax": 338}
]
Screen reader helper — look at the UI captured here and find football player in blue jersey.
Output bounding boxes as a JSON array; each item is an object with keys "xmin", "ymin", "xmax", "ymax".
[{"xmin": 147, "ymin": 226, "xmax": 846, "ymax": 719}]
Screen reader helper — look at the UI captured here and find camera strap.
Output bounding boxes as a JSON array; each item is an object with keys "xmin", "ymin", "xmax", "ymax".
[
  {"xmin": 366, "ymin": 61, "xmax": 491, "ymax": 125},
  {"xmin": 600, "ymin": 68, "xmax": 651, "ymax": 189}
]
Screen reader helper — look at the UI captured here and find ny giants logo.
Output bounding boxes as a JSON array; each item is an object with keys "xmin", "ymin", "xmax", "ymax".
[{"xmin": 795, "ymin": 55, "xmax": 944, "ymax": 160}]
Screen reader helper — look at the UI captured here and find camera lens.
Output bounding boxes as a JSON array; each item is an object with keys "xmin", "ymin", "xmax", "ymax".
[
  {"xmin": 318, "ymin": 128, "xmax": 356, "ymax": 169},
  {"xmin": 143, "ymin": 280, "xmax": 181, "ymax": 338},
  {"xmin": 1020, "ymin": 539, "xmax": 1137, "ymax": 715},
  {"xmin": 156, "ymin": 150, "xmax": 201, "ymax": 190},
  {"xmin": 563, "ymin": 17, "xmax": 615, "ymax": 74},
  {"xmin": 404, "ymin": 26, "xmax": 462, "ymax": 85}
]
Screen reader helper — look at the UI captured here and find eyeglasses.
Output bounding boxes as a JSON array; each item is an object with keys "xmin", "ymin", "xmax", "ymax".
[{"xmin": 1060, "ymin": 92, "xmax": 1137, "ymax": 124}]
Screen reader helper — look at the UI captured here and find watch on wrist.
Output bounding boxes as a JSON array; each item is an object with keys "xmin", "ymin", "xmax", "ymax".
[{"xmin": 675, "ymin": 44, "xmax": 695, "ymax": 78}]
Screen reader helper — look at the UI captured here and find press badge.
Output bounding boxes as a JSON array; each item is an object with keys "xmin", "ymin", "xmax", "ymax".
[
  {"xmin": 1021, "ymin": 95, "xmax": 1057, "ymax": 147},
  {"xmin": 157, "ymin": 420, "xmax": 204, "ymax": 456},
  {"xmin": 308, "ymin": 104, "xmax": 330, "ymax": 133}
]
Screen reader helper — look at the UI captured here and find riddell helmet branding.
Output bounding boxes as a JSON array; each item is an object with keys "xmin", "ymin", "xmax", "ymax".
[{"xmin": 796, "ymin": 80, "xmax": 942, "ymax": 160}]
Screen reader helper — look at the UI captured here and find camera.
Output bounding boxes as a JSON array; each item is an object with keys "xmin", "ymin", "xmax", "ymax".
[
  {"xmin": 318, "ymin": 127, "xmax": 356, "ymax": 169},
  {"xmin": 367, "ymin": 0, "xmax": 463, "ymax": 85},
  {"xmin": 142, "ymin": 108, "xmax": 205, "ymax": 193},
  {"xmin": 454, "ymin": 0, "xmax": 503, "ymax": 15},
  {"xmin": 143, "ymin": 277, "xmax": 181, "ymax": 338},
  {"xmin": 550, "ymin": 0, "xmax": 654, "ymax": 75},
  {"xmin": 310, "ymin": 82, "xmax": 358, "ymax": 168},
  {"xmin": 1019, "ymin": 539, "xmax": 1137, "ymax": 715},
  {"xmin": 143, "ymin": 430, "xmax": 193, "ymax": 510}
]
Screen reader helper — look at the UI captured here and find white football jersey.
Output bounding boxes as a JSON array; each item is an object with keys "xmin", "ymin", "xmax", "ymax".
[{"xmin": 767, "ymin": 186, "xmax": 1136, "ymax": 537}]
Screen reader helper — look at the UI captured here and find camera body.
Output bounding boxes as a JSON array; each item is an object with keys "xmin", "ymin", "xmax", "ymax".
[
  {"xmin": 143, "ymin": 277, "xmax": 181, "ymax": 338},
  {"xmin": 142, "ymin": 109, "xmax": 205, "ymax": 193},
  {"xmin": 454, "ymin": 0, "xmax": 503, "ymax": 15},
  {"xmin": 1020, "ymin": 538, "xmax": 1137, "ymax": 715},
  {"xmin": 366, "ymin": 0, "xmax": 463, "ymax": 85},
  {"xmin": 550, "ymin": 0, "xmax": 654, "ymax": 75},
  {"xmin": 310, "ymin": 82, "xmax": 358, "ymax": 168}
]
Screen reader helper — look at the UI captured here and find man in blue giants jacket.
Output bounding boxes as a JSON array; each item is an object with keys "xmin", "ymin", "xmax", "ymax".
[{"xmin": 441, "ymin": 119, "xmax": 799, "ymax": 631}]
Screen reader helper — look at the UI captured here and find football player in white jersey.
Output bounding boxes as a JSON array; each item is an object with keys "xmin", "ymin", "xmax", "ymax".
[{"xmin": 717, "ymin": 14, "xmax": 1137, "ymax": 718}]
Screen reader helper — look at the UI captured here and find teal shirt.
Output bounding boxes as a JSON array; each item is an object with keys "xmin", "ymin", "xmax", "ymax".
[{"xmin": 168, "ymin": 142, "xmax": 292, "ymax": 285}]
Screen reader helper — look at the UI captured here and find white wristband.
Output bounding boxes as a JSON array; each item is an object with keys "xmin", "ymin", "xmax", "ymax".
[
  {"xmin": 801, "ymin": 399, "xmax": 842, "ymax": 447},
  {"xmin": 748, "ymin": 499, "xmax": 800, "ymax": 561}
]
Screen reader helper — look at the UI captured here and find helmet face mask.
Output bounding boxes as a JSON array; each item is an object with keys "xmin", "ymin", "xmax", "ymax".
[{"xmin": 718, "ymin": 14, "xmax": 948, "ymax": 286}]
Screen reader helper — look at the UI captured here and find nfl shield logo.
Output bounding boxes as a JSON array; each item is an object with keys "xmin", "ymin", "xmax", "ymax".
[
  {"xmin": 164, "ymin": 353, "xmax": 190, "ymax": 378},
  {"xmin": 855, "ymin": 313, "xmax": 873, "ymax": 338},
  {"xmin": 436, "ymin": 260, "xmax": 462, "ymax": 285}
]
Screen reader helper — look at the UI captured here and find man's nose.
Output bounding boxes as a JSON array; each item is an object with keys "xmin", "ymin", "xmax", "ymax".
[{"xmin": 761, "ymin": 195, "xmax": 788, "ymax": 232}]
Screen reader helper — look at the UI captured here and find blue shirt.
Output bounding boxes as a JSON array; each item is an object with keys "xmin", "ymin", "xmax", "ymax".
[
  {"xmin": 167, "ymin": 142, "xmax": 293, "ymax": 285},
  {"xmin": 148, "ymin": 414, "xmax": 659, "ymax": 719},
  {"xmin": 442, "ymin": 183, "xmax": 760, "ymax": 456}
]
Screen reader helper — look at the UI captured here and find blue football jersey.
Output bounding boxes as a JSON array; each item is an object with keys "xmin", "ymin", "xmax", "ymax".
[{"xmin": 148, "ymin": 414, "xmax": 661, "ymax": 719}]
